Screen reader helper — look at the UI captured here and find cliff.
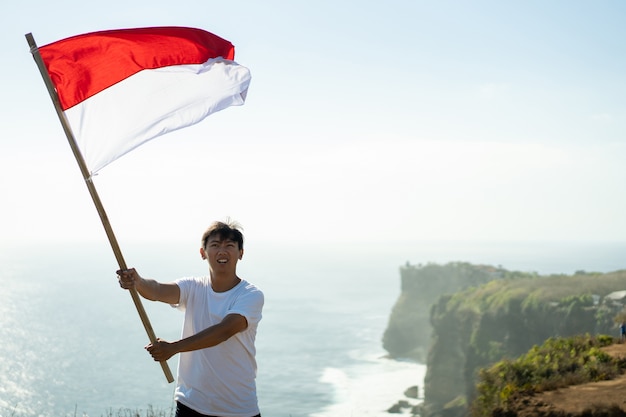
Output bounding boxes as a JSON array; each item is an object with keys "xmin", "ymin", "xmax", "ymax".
[
  {"xmin": 383, "ymin": 262, "xmax": 507, "ymax": 361},
  {"xmin": 383, "ymin": 263, "xmax": 626, "ymax": 417},
  {"xmin": 474, "ymin": 336, "xmax": 626, "ymax": 417}
]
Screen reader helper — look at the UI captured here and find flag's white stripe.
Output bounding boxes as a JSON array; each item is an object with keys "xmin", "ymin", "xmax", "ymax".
[{"xmin": 65, "ymin": 57, "xmax": 250, "ymax": 174}]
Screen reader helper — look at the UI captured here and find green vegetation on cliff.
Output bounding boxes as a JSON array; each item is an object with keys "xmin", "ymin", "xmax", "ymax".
[
  {"xmin": 423, "ymin": 269, "xmax": 626, "ymax": 417},
  {"xmin": 472, "ymin": 334, "xmax": 625, "ymax": 417},
  {"xmin": 384, "ymin": 262, "xmax": 626, "ymax": 417},
  {"xmin": 383, "ymin": 262, "xmax": 506, "ymax": 361}
]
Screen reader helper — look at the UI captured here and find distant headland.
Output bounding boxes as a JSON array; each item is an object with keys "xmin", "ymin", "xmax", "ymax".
[{"xmin": 382, "ymin": 262, "xmax": 626, "ymax": 417}]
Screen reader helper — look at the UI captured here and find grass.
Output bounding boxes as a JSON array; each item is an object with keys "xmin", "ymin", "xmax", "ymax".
[
  {"xmin": 472, "ymin": 334, "xmax": 626, "ymax": 417},
  {"xmin": 1, "ymin": 404, "xmax": 175, "ymax": 417},
  {"xmin": 102, "ymin": 405, "xmax": 175, "ymax": 417}
]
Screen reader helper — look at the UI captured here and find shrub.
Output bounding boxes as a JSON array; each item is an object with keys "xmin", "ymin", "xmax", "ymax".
[{"xmin": 472, "ymin": 335, "xmax": 625, "ymax": 417}]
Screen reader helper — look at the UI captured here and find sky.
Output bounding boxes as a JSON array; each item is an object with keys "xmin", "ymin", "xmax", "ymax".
[{"xmin": 1, "ymin": 0, "xmax": 625, "ymax": 247}]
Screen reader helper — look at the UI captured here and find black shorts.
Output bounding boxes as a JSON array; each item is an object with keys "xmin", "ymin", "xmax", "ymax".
[{"xmin": 175, "ymin": 401, "xmax": 261, "ymax": 417}]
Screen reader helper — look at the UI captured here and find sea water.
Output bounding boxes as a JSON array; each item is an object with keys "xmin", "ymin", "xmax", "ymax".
[{"xmin": 1, "ymin": 240, "xmax": 624, "ymax": 417}]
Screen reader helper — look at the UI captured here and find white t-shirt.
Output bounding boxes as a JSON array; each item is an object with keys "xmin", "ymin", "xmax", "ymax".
[{"xmin": 172, "ymin": 277, "xmax": 264, "ymax": 417}]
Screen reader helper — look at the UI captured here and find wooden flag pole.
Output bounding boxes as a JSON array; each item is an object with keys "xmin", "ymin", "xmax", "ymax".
[{"xmin": 26, "ymin": 32, "xmax": 174, "ymax": 384}]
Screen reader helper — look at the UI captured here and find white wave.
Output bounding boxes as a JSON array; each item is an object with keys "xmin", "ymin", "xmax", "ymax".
[{"xmin": 312, "ymin": 359, "xmax": 425, "ymax": 417}]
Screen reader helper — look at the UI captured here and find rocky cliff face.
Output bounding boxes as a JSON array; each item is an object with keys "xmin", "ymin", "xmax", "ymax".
[
  {"xmin": 383, "ymin": 262, "xmax": 506, "ymax": 362},
  {"xmin": 383, "ymin": 265, "xmax": 626, "ymax": 417}
]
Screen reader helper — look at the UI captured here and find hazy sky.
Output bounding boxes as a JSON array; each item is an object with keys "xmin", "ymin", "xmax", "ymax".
[{"xmin": 1, "ymin": 0, "xmax": 625, "ymax": 246}]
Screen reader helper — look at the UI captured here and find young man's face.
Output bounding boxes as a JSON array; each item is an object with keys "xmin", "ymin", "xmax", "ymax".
[{"xmin": 201, "ymin": 235, "xmax": 243, "ymax": 273}]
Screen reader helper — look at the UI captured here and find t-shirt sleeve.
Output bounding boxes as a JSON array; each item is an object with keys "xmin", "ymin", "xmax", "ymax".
[
  {"xmin": 229, "ymin": 285, "xmax": 264, "ymax": 327},
  {"xmin": 171, "ymin": 277, "xmax": 194, "ymax": 310}
]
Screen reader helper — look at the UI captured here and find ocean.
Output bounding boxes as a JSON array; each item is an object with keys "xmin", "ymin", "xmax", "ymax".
[{"xmin": 1, "ymin": 240, "xmax": 624, "ymax": 417}]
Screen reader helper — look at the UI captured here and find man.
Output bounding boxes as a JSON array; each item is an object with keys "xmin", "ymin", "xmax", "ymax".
[{"xmin": 117, "ymin": 220, "xmax": 264, "ymax": 417}]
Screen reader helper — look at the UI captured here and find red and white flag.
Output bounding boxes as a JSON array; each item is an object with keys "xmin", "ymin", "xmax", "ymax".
[{"xmin": 39, "ymin": 27, "xmax": 251, "ymax": 174}]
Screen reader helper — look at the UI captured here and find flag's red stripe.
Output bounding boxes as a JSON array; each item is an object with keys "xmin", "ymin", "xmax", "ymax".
[{"xmin": 39, "ymin": 27, "xmax": 236, "ymax": 110}]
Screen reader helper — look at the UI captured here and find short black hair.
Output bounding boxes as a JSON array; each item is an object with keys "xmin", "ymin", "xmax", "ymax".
[{"xmin": 201, "ymin": 220, "xmax": 244, "ymax": 250}]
